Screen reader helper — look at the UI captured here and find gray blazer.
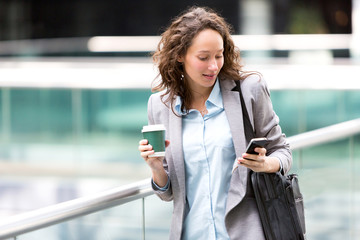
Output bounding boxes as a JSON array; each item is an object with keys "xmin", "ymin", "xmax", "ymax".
[{"xmin": 147, "ymin": 75, "xmax": 292, "ymax": 240}]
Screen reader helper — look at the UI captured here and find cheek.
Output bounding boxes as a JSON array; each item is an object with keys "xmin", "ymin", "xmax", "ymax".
[
  {"xmin": 194, "ymin": 61, "xmax": 208, "ymax": 71},
  {"xmin": 186, "ymin": 59, "xmax": 207, "ymax": 73},
  {"xmin": 218, "ymin": 59, "xmax": 224, "ymax": 69}
]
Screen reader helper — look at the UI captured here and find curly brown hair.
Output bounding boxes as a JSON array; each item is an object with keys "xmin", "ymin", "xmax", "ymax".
[{"xmin": 152, "ymin": 6, "xmax": 246, "ymax": 113}]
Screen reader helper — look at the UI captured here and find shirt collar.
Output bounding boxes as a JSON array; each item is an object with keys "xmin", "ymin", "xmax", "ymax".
[
  {"xmin": 207, "ymin": 78, "xmax": 223, "ymax": 109},
  {"xmin": 175, "ymin": 79, "xmax": 223, "ymax": 115}
]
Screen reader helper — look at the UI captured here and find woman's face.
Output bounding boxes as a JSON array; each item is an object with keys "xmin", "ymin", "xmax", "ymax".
[{"xmin": 179, "ymin": 28, "xmax": 224, "ymax": 94}]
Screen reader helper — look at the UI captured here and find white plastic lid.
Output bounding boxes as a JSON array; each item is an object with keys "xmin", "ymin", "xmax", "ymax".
[{"xmin": 142, "ymin": 124, "xmax": 166, "ymax": 132}]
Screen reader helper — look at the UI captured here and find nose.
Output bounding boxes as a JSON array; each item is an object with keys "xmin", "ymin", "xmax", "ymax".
[{"xmin": 208, "ymin": 59, "xmax": 219, "ymax": 71}]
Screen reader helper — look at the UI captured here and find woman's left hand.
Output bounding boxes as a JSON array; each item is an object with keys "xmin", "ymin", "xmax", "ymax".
[{"xmin": 237, "ymin": 147, "xmax": 280, "ymax": 173}]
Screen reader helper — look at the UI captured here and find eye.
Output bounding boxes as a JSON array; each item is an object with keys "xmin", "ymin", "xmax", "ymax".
[
  {"xmin": 215, "ymin": 55, "xmax": 223, "ymax": 59},
  {"xmin": 199, "ymin": 56, "xmax": 208, "ymax": 61}
]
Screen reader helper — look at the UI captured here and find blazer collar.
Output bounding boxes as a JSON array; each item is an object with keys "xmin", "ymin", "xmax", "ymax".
[{"xmin": 219, "ymin": 79, "xmax": 246, "ymax": 157}]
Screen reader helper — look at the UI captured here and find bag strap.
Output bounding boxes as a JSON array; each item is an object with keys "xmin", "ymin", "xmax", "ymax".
[{"xmin": 234, "ymin": 80, "xmax": 255, "ymax": 143}]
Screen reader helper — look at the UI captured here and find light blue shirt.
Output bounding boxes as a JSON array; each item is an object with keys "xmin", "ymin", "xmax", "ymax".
[{"xmin": 175, "ymin": 80, "xmax": 235, "ymax": 240}]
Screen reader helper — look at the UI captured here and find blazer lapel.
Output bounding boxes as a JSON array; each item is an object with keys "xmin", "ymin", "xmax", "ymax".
[
  {"xmin": 220, "ymin": 79, "xmax": 249, "ymax": 214},
  {"xmin": 168, "ymin": 105, "xmax": 186, "ymax": 202}
]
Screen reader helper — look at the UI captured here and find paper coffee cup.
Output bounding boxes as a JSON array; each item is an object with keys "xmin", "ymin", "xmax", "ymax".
[{"xmin": 142, "ymin": 124, "xmax": 166, "ymax": 157}]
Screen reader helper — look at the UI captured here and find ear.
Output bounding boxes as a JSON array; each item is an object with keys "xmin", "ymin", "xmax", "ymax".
[{"xmin": 177, "ymin": 55, "xmax": 184, "ymax": 63}]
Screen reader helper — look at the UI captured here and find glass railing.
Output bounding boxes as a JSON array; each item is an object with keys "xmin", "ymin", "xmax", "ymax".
[
  {"xmin": 10, "ymin": 195, "xmax": 172, "ymax": 240},
  {"xmin": 289, "ymin": 121, "xmax": 360, "ymax": 239},
  {"xmin": 0, "ymin": 119, "xmax": 359, "ymax": 240}
]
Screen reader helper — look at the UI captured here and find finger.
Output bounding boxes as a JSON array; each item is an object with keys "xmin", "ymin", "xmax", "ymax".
[
  {"xmin": 165, "ymin": 140, "xmax": 170, "ymax": 147},
  {"xmin": 238, "ymin": 157, "xmax": 252, "ymax": 165},
  {"xmin": 242, "ymin": 153, "xmax": 257, "ymax": 161},
  {"xmin": 255, "ymin": 147, "xmax": 267, "ymax": 155},
  {"xmin": 238, "ymin": 157, "xmax": 263, "ymax": 172},
  {"xmin": 238, "ymin": 158, "xmax": 258, "ymax": 170},
  {"xmin": 139, "ymin": 139, "xmax": 149, "ymax": 145},
  {"xmin": 141, "ymin": 150, "xmax": 155, "ymax": 159},
  {"xmin": 138, "ymin": 144, "xmax": 153, "ymax": 152}
]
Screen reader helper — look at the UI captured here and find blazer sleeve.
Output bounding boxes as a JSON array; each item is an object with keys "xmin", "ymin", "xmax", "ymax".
[
  {"xmin": 147, "ymin": 93, "xmax": 174, "ymax": 201},
  {"xmin": 247, "ymin": 76, "xmax": 292, "ymax": 173}
]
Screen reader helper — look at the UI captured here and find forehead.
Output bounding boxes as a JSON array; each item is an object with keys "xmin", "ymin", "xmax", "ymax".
[{"xmin": 188, "ymin": 29, "xmax": 224, "ymax": 53}]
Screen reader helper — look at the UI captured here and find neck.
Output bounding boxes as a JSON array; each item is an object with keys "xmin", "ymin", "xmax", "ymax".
[
  {"xmin": 189, "ymin": 82, "xmax": 214, "ymax": 102},
  {"xmin": 192, "ymin": 90, "xmax": 210, "ymax": 103},
  {"xmin": 189, "ymin": 88, "xmax": 212, "ymax": 116}
]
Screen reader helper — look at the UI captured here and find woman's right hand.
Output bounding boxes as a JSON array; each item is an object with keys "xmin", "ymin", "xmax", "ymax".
[
  {"xmin": 138, "ymin": 139, "xmax": 170, "ymax": 172},
  {"xmin": 139, "ymin": 139, "xmax": 170, "ymax": 188}
]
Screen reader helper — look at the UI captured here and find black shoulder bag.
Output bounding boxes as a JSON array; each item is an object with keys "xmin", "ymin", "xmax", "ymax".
[{"xmin": 234, "ymin": 80, "xmax": 306, "ymax": 240}]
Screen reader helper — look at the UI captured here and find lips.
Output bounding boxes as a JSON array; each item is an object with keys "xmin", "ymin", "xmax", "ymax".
[{"xmin": 203, "ymin": 73, "xmax": 217, "ymax": 79}]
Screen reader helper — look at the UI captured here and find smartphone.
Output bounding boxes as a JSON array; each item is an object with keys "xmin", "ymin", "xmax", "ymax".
[{"xmin": 245, "ymin": 137, "xmax": 269, "ymax": 155}]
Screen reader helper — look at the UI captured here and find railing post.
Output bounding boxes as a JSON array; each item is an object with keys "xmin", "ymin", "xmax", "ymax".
[
  {"xmin": 349, "ymin": 136, "xmax": 355, "ymax": 239},
  {"xmin": 298, "ymin": 149, "xmax": 303, "ymax": 170},
  {"xmin": 142, "ymin": 197, "xmax": 145, "ymax": 240},
  {"xmin": 71, "ymin": 89, "xmax": 83, "ymax": 163},
  {"xmin": 1, "ymin": 88, "xmax": 11, "ymax": 159}
]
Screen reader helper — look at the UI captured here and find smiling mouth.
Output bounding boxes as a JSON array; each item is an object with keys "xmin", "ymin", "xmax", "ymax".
[{"xmin": 203, "ymin": 74, "xmax": 216, "ymax": 78}]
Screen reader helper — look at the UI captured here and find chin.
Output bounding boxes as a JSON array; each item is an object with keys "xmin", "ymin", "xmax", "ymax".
[{"xmin": 202, "ymin": 80, "xmax": 216, "ymax": 88}]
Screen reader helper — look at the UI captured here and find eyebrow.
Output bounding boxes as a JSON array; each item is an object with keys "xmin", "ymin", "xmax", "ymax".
[{"xmin": 198, "ymin": 49, "xmax": 224, "ymax": 53}]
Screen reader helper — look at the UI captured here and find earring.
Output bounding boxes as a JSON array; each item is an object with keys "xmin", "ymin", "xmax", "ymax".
[{"xmin": 181, "ymin": 74, "xmax": 184, "ymax": 81}]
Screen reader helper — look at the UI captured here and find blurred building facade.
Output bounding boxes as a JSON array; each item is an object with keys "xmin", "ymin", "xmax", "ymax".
[{"xmin": 0, "ymin": 0, "xmax": 352, "ymax": 38}]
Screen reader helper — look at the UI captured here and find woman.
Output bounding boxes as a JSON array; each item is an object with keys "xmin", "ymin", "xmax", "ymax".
[{"xmin": 138, "ymin": 6, "xmax": 292, "ymax": 240}]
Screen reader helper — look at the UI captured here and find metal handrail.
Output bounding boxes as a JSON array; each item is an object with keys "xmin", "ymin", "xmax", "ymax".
[
  {"xmin": 0, "ymin": 118, "xmax": 359, "ymax": 239},
  {"xmin": 289, "ymin": 118, "xmax": 360, "ymax": 150},
  {"xmin": 0, "ymin": 178, "xmax": 153, "ymax": 240}
]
